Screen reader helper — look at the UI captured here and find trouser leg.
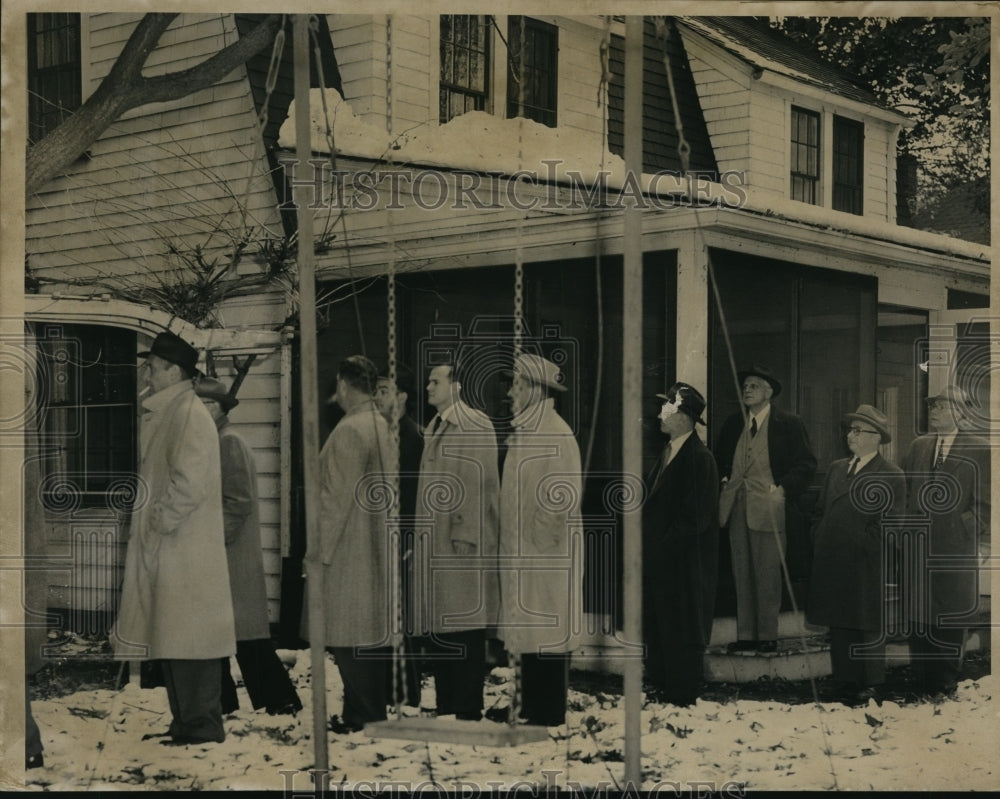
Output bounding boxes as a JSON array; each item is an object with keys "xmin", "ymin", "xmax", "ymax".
[
  {"xmin": 520, "ymin": 653, "xmax": 569, "ymax": 726},
  {"xmin": 428, "ymin": 629, "xmax": 485, "ymax": 719},
  {"xmin": 746, "ymin": 527, "xmax": 785, "ymax": 641},
  {"xmin": 219, "ymin": 657, "xmax": 239, "ymax": 714},
  {"xmin": 25, "ymin": 683, "xmax": 43, "ymax": 759},
  {"xmin": 235, "ymin": 639, "xmax": 302, "ymax": 712},
  {"xmin": 161, "ymin": 659, "xmax": 225, "ymax": 742},
  {"xmin": 830, "ymin": 627, "xmax": 886, "ymax": 687},
  {"xmin": 728, "ymin": 499, "xmax": 758, "ymax": 641},
  {"xmin": 910, "ymin": 625, "xmax": 965, "ymax": 692},
  {"xmin": 330, "ymin": 646, "xmax": 389, "ymax": 729}
]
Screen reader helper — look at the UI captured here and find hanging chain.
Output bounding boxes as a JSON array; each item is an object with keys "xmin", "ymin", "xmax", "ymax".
[{"xmin": 509, "ymin": 652, "xmax": 522, "ymax": 727}]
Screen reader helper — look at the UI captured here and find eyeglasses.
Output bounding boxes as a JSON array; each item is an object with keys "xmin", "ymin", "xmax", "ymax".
[{"xmin": 847, "ymin": 426, "xmax": 879, "ymax": 436}]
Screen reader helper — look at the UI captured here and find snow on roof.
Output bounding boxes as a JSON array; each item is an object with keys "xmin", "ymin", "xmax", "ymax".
[{"xmin": 279, "ymin": 90, "xmax": 987, "ymax": 264}]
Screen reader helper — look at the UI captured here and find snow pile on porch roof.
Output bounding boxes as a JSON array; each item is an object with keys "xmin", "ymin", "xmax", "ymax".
[{"xmin": 279, "ymin": 89, "xmax": 680, "ymax": 191}]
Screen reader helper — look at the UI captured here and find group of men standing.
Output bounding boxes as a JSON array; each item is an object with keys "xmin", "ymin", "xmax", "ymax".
[
  {"xmin": 309, "ymin": 352, "xmax": 581, "ymax": 732},
  {"xmin": 642, "ymin": 363, "xmax": 988, "ymax": 709},
  {"xmin": 110, "ymin": 333, "xmax": 988, "ymax": 747}
]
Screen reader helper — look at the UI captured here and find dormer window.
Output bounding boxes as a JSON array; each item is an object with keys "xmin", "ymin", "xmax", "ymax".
[
  {"xmin": 790, "ymin": 106, "xmax": 820, "ymax": 205},
  {"xmin": 832, "ymin": 115, "xmax": 864, "ymax": 215},
  {"xmin": 790, "ymin": 106, "xmax": 865, "ymax": 215}
]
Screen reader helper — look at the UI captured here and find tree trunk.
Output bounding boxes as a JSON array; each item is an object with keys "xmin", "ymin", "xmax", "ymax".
[{"xmin": 26, "ymin": 13, "xmax": 281, "ymax": 198}]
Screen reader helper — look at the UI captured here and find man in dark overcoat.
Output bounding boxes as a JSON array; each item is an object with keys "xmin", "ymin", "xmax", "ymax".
[
  {"xmin": 716, "ymin": 364, "xmax": 816, "ymax": 653},
  {"xmin": 642, "ymin": 382, "xmax": 719, "ymax": 707},
  {"xmin": 900, "ymin": 385, "xmax": 990, "ymax": 695},
  {"xmin": 807, "ymin": 404, "xmax": 905, "ymax": 705}
]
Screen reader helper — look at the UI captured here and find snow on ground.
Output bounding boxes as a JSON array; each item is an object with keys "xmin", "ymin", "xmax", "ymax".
[{"xmin": 23, "ymin": 651, "xmax": 998, "ymax": 792}]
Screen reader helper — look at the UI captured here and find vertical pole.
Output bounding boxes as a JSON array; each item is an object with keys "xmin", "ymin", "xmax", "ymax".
[
  {"xmin": 622, "ymin": 14, "xmax": 644, "ymax": 790},
  {"xmin": 293, "ymin": 15, "xmax": 329, "ymax": 786}
]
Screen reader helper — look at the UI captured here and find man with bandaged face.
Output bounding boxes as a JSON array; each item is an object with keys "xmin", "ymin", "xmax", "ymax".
[{"xmin": 641, "ymin": 383, "xmax": 720, "ymax": 706}]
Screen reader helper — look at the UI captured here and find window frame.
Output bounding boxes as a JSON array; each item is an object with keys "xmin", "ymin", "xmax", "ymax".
[
  {"xmin": 439, "ymin": 14, "xmax": 492, "ymax": 124},
  {"xmin": 27, "ymin": 12, "xmax": 83, "ymax": 145},
  {"xmin": 506, "ymin": 16, "xmax": 558, "ymax": 129},
  {"xmin": 790, "ymin": 105, "xmax": 820, "ymax": 206},
  {"xmin": 832, "ymin": 114, "xmax": 864, "ymax": 215},
  {"xmin": 36, "ymin": 323, "xmax": 137, "ymax": 510}
]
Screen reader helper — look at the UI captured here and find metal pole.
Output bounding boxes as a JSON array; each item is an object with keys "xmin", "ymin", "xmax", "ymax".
[
  {"xmin": 293, "ymin": 15, "xmax": 329, "ymax": 785},
  {"xmin": 622, "ymin": 14, "xmax": 644, "ymax": 790}
]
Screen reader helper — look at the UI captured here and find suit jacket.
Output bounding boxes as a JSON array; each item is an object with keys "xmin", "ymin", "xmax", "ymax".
[
  {"xmin": 716, "ymin": 403, "xmax": 817, "ymax": 530},
  {"xmin": 414, "ymin": 400, "xmax": 500, "ymax": 633},
  {"xmin": 642, "ymin": 433, "xmax": 720, "ymax": 648},
  {"xmin": 901, "ymin": 431, "xmax": 990, "ymax": 622},
  {"xmin": 806, "ymin": 454, "xmax": 905, "ymax": 631}
]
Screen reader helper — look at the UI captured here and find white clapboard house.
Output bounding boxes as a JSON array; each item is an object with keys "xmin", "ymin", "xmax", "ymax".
[{"xmin": 22, "ymin": 14, "xmax": 989, "ymax": 667}]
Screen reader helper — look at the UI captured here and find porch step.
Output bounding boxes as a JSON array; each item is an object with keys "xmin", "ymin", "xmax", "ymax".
[{"xmin": 571, "ymin": 623, "xmax": 989, "ymax": 683}]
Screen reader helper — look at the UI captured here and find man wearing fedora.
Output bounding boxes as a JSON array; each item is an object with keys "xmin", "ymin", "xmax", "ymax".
[
  {"xmin": 195, "ymin": 377, "xmax": 302, "ymax": 717},
  {"xmin": 642, "ymin": 382, "xmax": 719, "ymax": 707},
  {"xmin": 900, "ymin": 385, "xmax": 990, "ymax": 696},
  {"xmin": 499, "ymin": 352, "xmax": 582, "ymax": 725},
  {"xmin": 414, "ymin": 360, "xmax": 499, "ymax": 721},
  {"xmin": 807, "ymin": 405, "xmax": 905, "ymax": 705},
  {"xmin": 112, "ymin": 332, "xmax": 236, "ymax": 745},
  {"xmin": 716, "ymin": 364, "xmax": 816, "ymax": 654}
]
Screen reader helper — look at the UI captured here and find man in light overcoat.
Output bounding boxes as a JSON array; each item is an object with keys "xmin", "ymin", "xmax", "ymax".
[
  {"xmin": 305, "ymin": 355, "xmax": 394, "ymax": 733},
  {"xmin": 499, "ymin": 353, "xmax": 582, "ymax": 726},
  {"xmin": 414, "ymin": 362, "xmax": 499, "ymax": 721},
  {"xmin": 112, "ymin": 332, "xmax": 235, "ymax": 745},
  {"xmin": 807, "ymin": 404, "xmax": 905, "ymax": 705}
]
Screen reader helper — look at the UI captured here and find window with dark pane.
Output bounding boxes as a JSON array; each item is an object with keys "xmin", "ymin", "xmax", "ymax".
[
  {"xmin": 506, "ymin": 16, "xmax": 558, "ymax": 128},
  {"xmin": 27, "ymin": 13, "xmax": 82, "ymax": 144},
  {"xmin": 439, "ymin": 14, "xmax": 490, "ymax": 124},
  {"xmin": 36, "ymin": 324, "xmax": 137, "ymax": 507},
  {"xmin": 790, "ymin": 106, "xmax": 820, "ymax": 205},
  {"xmin": 832, "ymin": 115, "xmax": 864, "ymax": 215}
]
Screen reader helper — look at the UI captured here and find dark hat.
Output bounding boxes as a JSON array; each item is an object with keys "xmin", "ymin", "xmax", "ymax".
[
  {"xmin": 194, "ymin": 376, "xmax": 239, "ymax": 412},
  {"xmin": 925, "ymin": 384, "xmax": 969, "ymax": 406},
  {"xmin": 737, "ymin": 363, "xmax": 782, "ymax": 397},
  {"xmin": 138, "ymin": 332, "xmax": 200, "ymax": 376},
  {"xmin": 656, "ymin": 382, "xmax": 706, "ymax": 425},
  {"xmin": 845, "ymin": 404, "xmax": 891, "ymax": 444},
  {"xmin": 506, "ymin": 352, "xmax": 567, "ymax": 392}
]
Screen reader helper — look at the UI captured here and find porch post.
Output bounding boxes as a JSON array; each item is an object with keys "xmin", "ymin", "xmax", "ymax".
[
  {"xmin": 676, "ymin": 229, "xmax": 710, "ymax": 415},
  {"xmin": 293, "ymin": 14, "xmax": 329, "ymax": 785}
]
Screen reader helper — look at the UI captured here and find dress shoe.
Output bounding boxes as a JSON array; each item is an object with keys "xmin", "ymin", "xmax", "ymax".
[
  {"xmin": 160, "ymin": 734, "xmax": 223, "ymax": 746},
  {"xmin": 327, "ymin": 715, "xmax": 363, "ymax": 734},
  {"xmin": 25, "ymin": 753, "xmax": 44, "ymax": 770},
  {"xmin": 484, "ymin": 706, "xmax": 511, "ymax": 724},
  {"xmin": 756, "ymin": 640, "xmax": 778, "ymax": 654},
  {"xmin": 726, "ymin": 639, "xmax": 757, "ymax": 653},
  {"xmin": 267, "ymin": 701, "xmax": 302, "ymax": 716}
]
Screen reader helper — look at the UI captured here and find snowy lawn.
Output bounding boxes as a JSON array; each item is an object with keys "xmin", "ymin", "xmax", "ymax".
[{"xmin": 22, "ymin": 641, "xmax": 998, "ymax": 792}]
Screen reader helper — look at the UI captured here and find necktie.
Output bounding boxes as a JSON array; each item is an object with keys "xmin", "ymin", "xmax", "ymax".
[
  {"xmin": 750, "ymin": 417, "xmax": 758, "ymax": 438},
  {"xmin": 933, "ymin": 437, "xmax": 945, "ymax": 469},
  {"xmin": 847, "ymin": 458, "xmax": 858, "ymax": 477},
  {"xmin": 430, "ymin": 415, "xmax": 442, "ymax": 436}
]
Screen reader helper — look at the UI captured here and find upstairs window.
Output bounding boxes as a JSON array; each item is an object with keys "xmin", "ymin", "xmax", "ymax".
[
  {"xmin": 507, "ymin": 16, "xmax": 558, "ymax": 128},
  {"xmin": 439, "ymin": 15, "xmax": 491, "ymax": 123},
  {"xmin": 36, "ymin": 324, "xmax": 137, "ymax": 510},
  {"xmin": 790, "ymin": 106, "xmax": 820, "ymax": 205},
  {"xmin": 833, "ymin": 115, "xmax": 864, "ymax": 215},
  {"xmin": 27, "ymin": 13, "xmax": 82, "ymax": 144}
]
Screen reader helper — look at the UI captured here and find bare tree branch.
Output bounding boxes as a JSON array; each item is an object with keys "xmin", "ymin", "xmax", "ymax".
[{"xmin": 26, "ymin": 13, "xmax": 282, "ymax": 198}]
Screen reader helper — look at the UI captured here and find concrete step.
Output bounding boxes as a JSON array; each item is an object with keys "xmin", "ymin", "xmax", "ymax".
[{"xmin": 571, "ymin": 626, "xmax": 989, "ymax": 683}]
